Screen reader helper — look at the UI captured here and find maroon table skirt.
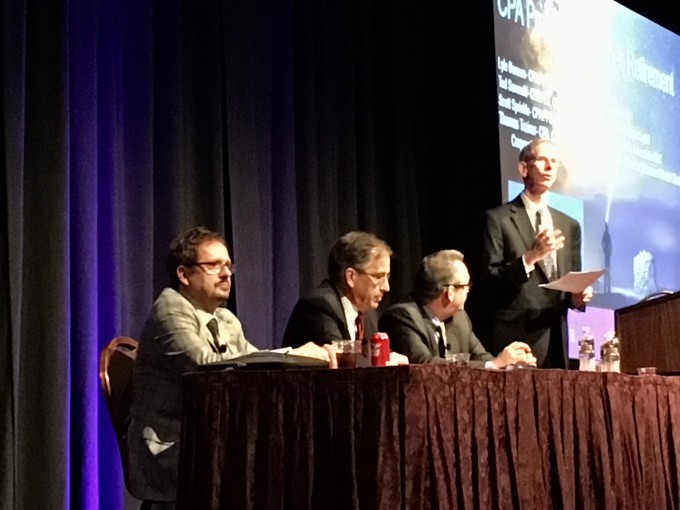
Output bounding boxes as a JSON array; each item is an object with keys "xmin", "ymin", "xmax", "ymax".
[{"xmin": 178, "ymin": 365, "xmax": 680, "ymax": 509}]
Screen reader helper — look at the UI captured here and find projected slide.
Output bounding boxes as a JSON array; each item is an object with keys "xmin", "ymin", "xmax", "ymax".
[{"xmin": 493, "ymin": 0, "xmax": 680, "ymax": 357}]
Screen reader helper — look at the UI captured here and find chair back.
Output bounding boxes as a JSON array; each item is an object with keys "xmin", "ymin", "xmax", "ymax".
[{"xmin": 99, "ymin": 336, "xmax": 139, "ymax": 489}]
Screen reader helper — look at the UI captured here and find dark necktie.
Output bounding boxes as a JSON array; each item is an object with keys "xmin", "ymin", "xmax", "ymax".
[
  {"xmin": 535, "ymin": 209, "xmax": 542, "ymax": 233},
  {"xmin": 355, "ymin": 314, "xmax": 365, "ymax": 341},
  {"xmin": 535, "ymin": 209, "xmax": 555, "ymax": 280},
  {"xmin": 435, "ymin": 324, "xmax": 446, "ymax": 358},
  {"xmin": 207, "ymin": 318, "xmax": 226, "ymax": 353}
]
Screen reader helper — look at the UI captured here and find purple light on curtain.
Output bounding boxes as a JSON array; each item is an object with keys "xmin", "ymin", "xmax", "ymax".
[
  {"xmin": 67, "ymin": 0, "xmax": 117, "ymax": 507},
  {"xmin": 67, "ymin": 0, "xmax": 139, "ymax": 508}
]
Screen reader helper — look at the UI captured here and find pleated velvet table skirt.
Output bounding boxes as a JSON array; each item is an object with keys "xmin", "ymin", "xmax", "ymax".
[{"xmin": 178, "ymin": 365, "xmax": 680, "ymax": 509}]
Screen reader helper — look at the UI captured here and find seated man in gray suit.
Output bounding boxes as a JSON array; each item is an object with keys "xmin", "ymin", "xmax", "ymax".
[
  {"xmin": 380, "ymin": 250, "xmax": 535, "ymax": 368},
  {"xmin": 128, "ymin": 226, "xmax": 332, "ymax": 509}
]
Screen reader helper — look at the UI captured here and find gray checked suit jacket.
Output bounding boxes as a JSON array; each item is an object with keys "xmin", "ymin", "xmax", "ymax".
[{"xmin": 127, "ymin": 287, "xmax": 257, "ymax": 501}]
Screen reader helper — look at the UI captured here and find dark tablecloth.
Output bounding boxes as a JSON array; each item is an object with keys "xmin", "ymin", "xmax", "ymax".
[{"xmin": 178, "ymin": 366, "xmax": 680, "ymax": 509}]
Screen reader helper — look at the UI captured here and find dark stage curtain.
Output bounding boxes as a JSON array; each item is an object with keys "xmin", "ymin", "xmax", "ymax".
[
  {"xmin": 2, "ymin": 0, "xmax": 679, "ymax": 508},
  {"xmin": 1, "ymin": 1, "xmax": 499, "ymax": 507}
]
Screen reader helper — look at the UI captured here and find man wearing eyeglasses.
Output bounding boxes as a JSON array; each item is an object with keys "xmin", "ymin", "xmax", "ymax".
[
  {"xmin": 128, "ymin": 226, "xmax": 333, "ymax": 508},
  {"xmin": 379, "ymin": 250, "xmax": 534, "ymax": 367},
  {"xmin": 283, "ymin": 231, "xmax": 399, "ymax": 355},
  {"xmin": 479, "ymin": 138, "xmax": 592, "ymax": 368}
]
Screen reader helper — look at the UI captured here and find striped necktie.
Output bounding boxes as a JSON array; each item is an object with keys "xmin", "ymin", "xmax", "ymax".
[{"xmin": 433, "ymin": 320, "xmax": 446, "ymax": 358}]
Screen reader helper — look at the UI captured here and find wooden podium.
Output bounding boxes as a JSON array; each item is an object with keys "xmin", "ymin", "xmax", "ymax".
[{"xmin": 616, "ymin": 291, "xmax": 680, "ymax": 374}]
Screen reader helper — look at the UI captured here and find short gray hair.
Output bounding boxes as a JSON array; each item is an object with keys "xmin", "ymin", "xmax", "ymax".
[
  {"xmin": 413, "ymin": 250, "xmax": 466, "ymax": 304},
  {"xmin": 519, "ymin": 138, "xmax": 554, "ymax": 163}
]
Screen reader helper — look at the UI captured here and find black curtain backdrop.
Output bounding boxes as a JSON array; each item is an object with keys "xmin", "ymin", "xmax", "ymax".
[{"xmin": 2, "ymin": 0, "xmax": 679, "ymax": 508}]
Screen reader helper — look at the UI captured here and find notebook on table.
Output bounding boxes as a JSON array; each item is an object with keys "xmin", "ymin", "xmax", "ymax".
[{"xmin": 199, "ymin": 351, "xmax": 329, "ymax": 371}]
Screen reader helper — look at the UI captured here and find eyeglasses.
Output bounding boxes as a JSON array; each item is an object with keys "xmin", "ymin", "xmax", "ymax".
[
  {"xmin": 444, "ymin": 282, "xmax": 472, "ymax": 291},
  {"xmin": 192, "ymin": 261, "xmax": 236, "ymax": 275},
  {"xmin": 355, "ymin": 268, "xmax": 391, "ymax": 284},
  {"xmin": 526, "ymin": 156, "xmax": 560, "ymax": 168}
]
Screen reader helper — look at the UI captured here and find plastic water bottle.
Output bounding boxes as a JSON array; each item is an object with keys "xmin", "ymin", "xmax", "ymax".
[
  {"xmin": 600, "ymin": 330, "xmax": 621, "ymax": 373},
  {"xmin": 578, "ymin": 327, "xmax": 596, "ymax": 372}
]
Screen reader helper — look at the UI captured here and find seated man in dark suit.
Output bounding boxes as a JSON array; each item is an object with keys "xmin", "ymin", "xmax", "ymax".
[
  {"xmin": 128, "ymin": 226, "xmax": 332, "ymax": 509},
  {"xmin": 282, "ymin": 231, "xmax": 406, "ymax": 365},
  {"xmin": 380, "ymin": 249, "xmax": 535, "ymax": 368}
]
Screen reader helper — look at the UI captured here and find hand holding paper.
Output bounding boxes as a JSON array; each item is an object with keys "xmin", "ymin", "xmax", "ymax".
[{"xmin": 571, "ymin": 285, "xmax": 593, "ymax": 308}]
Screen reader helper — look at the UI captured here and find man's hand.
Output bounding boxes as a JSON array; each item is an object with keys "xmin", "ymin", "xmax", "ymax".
[
  {"xmin": 491, "ymin": 341, "xmax": 536, "ymax": 369},
  {"xmin": 525, "ymin": 227, "xmax": 565, "ymax": 266},
  {"xmin": 571, "ymin": 285, "xmax": 593, "ymax": 310},
  {"xmin": 322, "ymin": 343, "xmax": 338, "ymax": 369},
  {"xmin": 291, "ymin": 342, "xmax": 337, "ymax": 369}
]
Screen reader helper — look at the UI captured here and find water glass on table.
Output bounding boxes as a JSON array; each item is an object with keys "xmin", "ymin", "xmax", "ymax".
[
  {"xmin": 445, "ymin": 352, "xmax": 470, "ymax": 366},
  {"xmin": 331, "ymin": 340, "xmax": 362, "ymax": 368}
]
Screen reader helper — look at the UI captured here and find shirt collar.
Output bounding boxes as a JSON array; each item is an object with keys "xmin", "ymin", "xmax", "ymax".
[
  {"xmin": 422, "ymin": 304, "xmax": 442, "ymax": 329},
  {"xmin": 340, "ymin": 295, "xmax": 360, "ymax": 338},
  {"xmin": 520, "ymin": 191, "xmax": 548, "ymax": 215},
  {"xmin": 178, "ymin": 288, "xmax": 219, "ymax": 327}
]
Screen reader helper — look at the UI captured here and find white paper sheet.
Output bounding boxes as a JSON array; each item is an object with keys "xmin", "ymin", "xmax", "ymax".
[{"xmin": 538, "ymin": 269, "xmax": 606, "ymax": 293}]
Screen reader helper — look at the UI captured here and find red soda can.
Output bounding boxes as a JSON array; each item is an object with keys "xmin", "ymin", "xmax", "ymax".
[{"xmin": 370, "ymin": 332, "xmax": 391, "ymax": 367}]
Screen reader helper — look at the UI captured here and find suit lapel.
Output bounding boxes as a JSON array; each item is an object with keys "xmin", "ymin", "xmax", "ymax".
[
  {"xmin": 509, "ymin": 195, "xmax": 553, "ymax": 281},
  {"xmin": 510, "ymin": 195, "xmax": 534, "ymax": 250},
  {"xmin": 325, "ymin": 281, "xmax": 352, "ymax": 338},
  {"xmin": 551, "ymin": 208, "xmax": 568, "ymax": 280},
  {"xmin": 509, "ymin": 196, "xmax": 536, "ymax": 252},
  {"xmin": 415, "ymin": 304, "xmax": 441, "ymax": 356}
]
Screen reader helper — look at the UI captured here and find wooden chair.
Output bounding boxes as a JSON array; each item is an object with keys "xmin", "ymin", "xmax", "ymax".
[{"xmin": 99, "ymin": 336, "xmax": 139, "ymax": 492}]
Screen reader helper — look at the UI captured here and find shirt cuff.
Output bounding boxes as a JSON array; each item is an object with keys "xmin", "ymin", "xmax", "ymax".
[{"xmin": 522, "ymin": 254, "xmax": 535, "ymax": 277}]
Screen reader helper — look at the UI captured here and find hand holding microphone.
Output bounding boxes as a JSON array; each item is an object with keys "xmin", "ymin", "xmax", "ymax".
[{"xmin": 526, "ymin": 226, "xmax": 564, "ymax": 266}]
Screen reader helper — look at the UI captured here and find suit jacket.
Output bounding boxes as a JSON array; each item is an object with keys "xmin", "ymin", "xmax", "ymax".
[
  {"xmin": 127, "ymin": 287, "xmax": 257, "ymax": 501},
  {"xmin": 379, "ymin": 300, "xmax": 494, "ymax": 367},
  {"xmin": 480, "ymin": 194, "xmax": 581, "ymax": 368},
  {"xmin": 282, "ymin": 280, "xmax": 378, "ymax": 347}
]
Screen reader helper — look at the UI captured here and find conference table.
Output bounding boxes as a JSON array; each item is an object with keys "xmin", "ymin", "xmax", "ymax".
[{"xmin": 177, "ymin": 365, "xmax": 680, "ymax": 509}]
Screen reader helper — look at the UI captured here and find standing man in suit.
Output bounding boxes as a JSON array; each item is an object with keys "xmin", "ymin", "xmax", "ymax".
[
  {"xmin": 379, "ymin": 249, "xmax": 534, "ymax": 367},
  {"xmin": 480, "ymin": 139, "xmax": 592, "ymax": 368},
  {"xmin": 128, "ymin": 226, "xmax": 332, "ymax": 508},
  {"xmin": 283, "ymin": 231, "xmax": 407, "ymax": 368}
]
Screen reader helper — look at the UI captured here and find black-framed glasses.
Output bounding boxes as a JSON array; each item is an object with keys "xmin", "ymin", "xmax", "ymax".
[
  {"xmin": 444, "ymin": 282, "xmax": 472, "ymax": 291},
  {"xmin": 354, "ymin": 268, "xmax": 391, "ymax": 284},
  {"xmin": 192, "ymin": 261, "xmax": 236, "ymax": 275}
]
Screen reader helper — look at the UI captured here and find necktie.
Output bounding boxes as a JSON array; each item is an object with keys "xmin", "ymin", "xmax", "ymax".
[
  {"xmin": 534, "ymin": 209, "xmax": 542, "ymax": 233},
  {"xmin": 435, "ymin": 324, "xmax": 446, "ymax": 358},
  {"xmin": 355, "ymin": 314, "xmax": 365, "ymax": 341},
  {"xmin": 207, "ymin": 318, "xmax": 226, "ymax": 353},
  {"xmin": 535, "ymin": 209, "xmax": 555, "ymax": 280}
]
